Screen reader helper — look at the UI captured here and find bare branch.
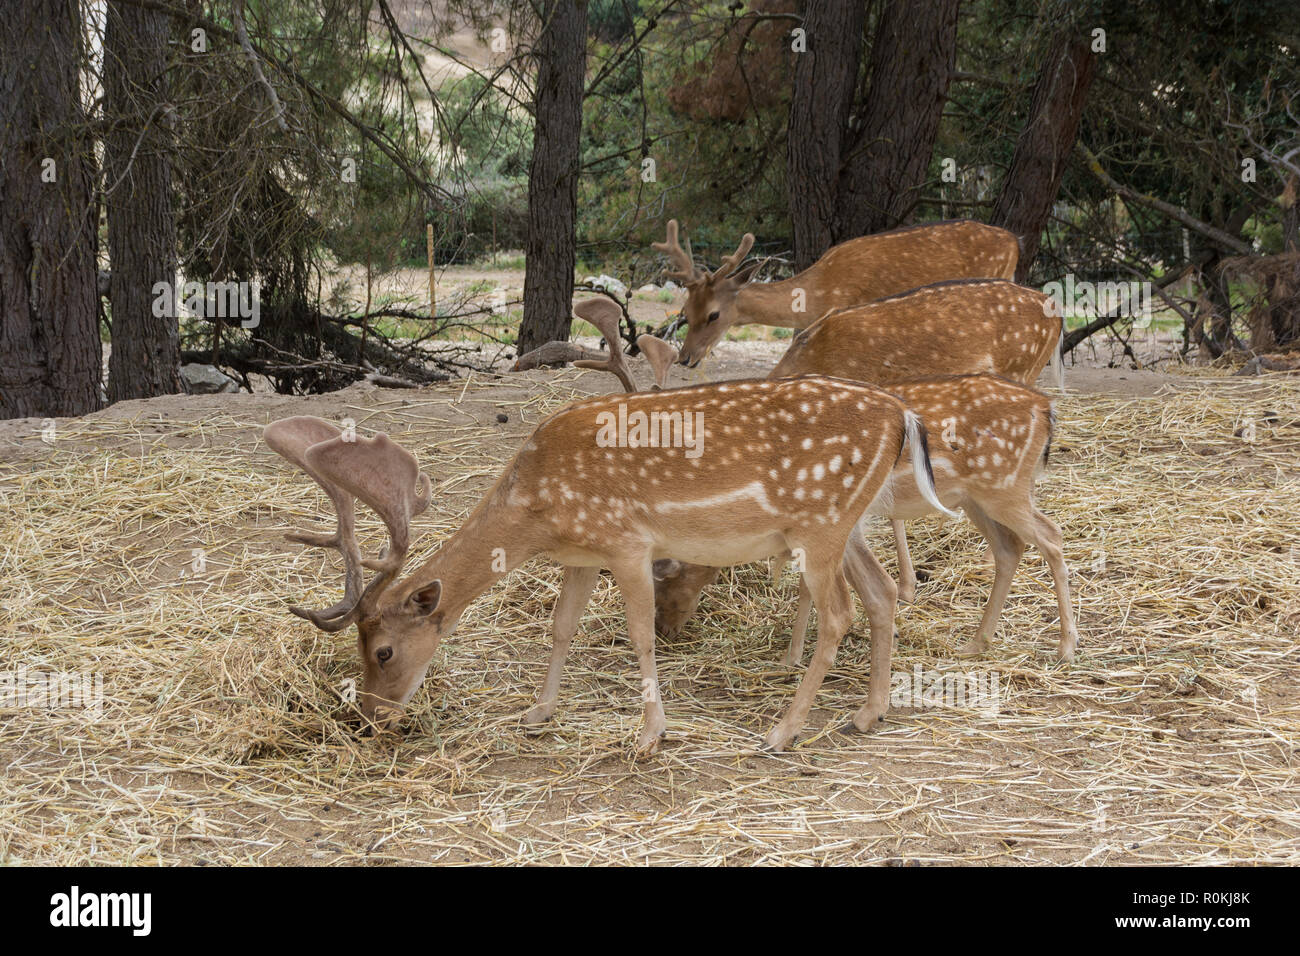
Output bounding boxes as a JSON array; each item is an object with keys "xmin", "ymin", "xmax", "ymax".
[{"xmin": 1076, "ymin": 142, "xmax": 1252, "ymax": 255}]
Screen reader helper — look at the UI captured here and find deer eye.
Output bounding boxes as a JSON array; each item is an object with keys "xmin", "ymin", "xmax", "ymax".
[
  {"xmin": 707, "ymin": 311, "xmax": 720, "ymax": 323},
  {"xmin": 376, "ymin": 647, "xmax": 393, "ymax": 664}
]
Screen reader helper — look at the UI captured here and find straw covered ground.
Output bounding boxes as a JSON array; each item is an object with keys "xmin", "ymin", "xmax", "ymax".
[{"xmin": 1, "ymin": 359, "xmax": 1298, "ymax": 865}]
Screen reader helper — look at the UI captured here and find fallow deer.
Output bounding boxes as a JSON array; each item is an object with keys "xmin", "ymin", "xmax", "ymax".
[
  {"xmin": 512, "ymin": 298, "xmax": 679, "ymax": 393},
  {"xmin": 511, "ymin": 298, "xmax": 638, "ymax": 390},
  {"xmin": 264, "ymin": 375, "xmax": 957, "ymax": 755},
  {"xmin": 770, "ymin": 278, "xmax": 1065, "ymax": 603},
  {"xmin": 647, "ymin": 278, "xmax": 1064, "ymax": 625},
  {"xmin": 653, "ymin": 219, "xmax": 1020, "ymax": 367},
  {"xmin": 653, "ymin": 375, "xmax": 1079, "ymax": 664}
]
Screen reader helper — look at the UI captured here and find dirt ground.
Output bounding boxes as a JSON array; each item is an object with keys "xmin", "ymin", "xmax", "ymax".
[{"xmin": 2, "ymin": 333, "xmax": 1298, "ymax": 865}]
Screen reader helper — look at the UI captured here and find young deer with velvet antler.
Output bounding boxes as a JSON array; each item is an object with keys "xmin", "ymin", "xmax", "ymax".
[
  {"xmin": 512, "ymin": 297, "xmax": 682, "ymax": 393},
  {"xmin": 654, "ymin": 219, "xmax": 1020, "ymax": 367},
  {"xmin": 264, "ymin": 375, "xmax": 955, "ymax": 754}
]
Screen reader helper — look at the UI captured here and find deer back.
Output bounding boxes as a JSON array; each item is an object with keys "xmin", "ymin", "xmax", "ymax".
[
  {"xmin": 769, "ymin": 219, "xmax": 1020, "ymax": 318},
  {"xmin": 772, "ymin": 279, "xmax": 1059, "ymax": 388},
  {"xmin": 506, "ymin": 376, "xmax": 915, "ymax": 562}
]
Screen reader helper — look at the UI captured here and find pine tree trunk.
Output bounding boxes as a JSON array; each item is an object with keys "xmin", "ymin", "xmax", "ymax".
[
  {"xmin": 0, "ymin": 0, "xmax": 102, "ymax": 419},
  {"xmin": 105, "ymin": 0, "xmax": 181, "ymax": 403},
  {"xmin": 834, "ymin": 0, "xmax": 962, "ymax": 239},
  {"xmin": 787, "ymin": 0, "xmax": 867, "ymax": 271},
  {"xmin": 518, "ymin": 0, "xmax": 588, "ymax": 355},
  {"xmin": 991, "ymin": 32, "xmax": 1097, "ymax": 281}
]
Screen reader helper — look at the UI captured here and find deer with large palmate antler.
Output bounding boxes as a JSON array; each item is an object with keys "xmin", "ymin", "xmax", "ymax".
[
  {"xmin": 653, "ymin": 218, "xmax": 1020, "ymax": 368},
  {"xmin": 264, "ymin": 374, "xmax": 955, "ymax": 755},
  {"xmin": 512, "ymin": 297, "xmax": 680, "ymax": 393}
]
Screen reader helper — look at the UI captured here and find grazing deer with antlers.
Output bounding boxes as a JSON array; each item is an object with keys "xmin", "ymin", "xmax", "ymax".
[
  {"xmin": 650, "ymin": 277, "xmax": 1063, "ymax": 605},
  {"xmin": 513, "ymin": 298, "xmax": 682, "ymax": 393},
  {"xmin": 654, "ymin": 218, "xmax": 1020, "ymax": 367},
  {"xmin": 264, "ymin": 372, "xmax": 956, "ymax": 754}
]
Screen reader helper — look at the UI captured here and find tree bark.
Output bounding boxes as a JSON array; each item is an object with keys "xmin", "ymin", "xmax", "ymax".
[
  {"xmin": 105, "ymin": 0, "xmax": 181, "ymax": 403},
  {"xmin": 518, "ymin": 0, "xmax": 588, "ymax": 354},
  {"xmin": 834, "ymin": 0, "xmax": 962, "ymax": 239},
  {"xmin": 0, "ymin": 0, "xmax": 102, "ymax": 419},
  {"xmin": 787, "ymin": 0, "xmax": 868, "ymax": 270},
  {"xmin": 991, "ymin": 32, "xmax": 1098, "ymax": 281}
]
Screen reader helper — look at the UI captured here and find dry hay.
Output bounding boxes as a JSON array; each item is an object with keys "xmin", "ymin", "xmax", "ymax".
[{"xmin": 1, "ymin": 369, "xmax": 1298, "ymax": 865}]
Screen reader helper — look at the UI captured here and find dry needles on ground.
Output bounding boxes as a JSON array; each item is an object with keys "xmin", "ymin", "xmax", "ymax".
[{"xmin": 1, "ymin": 369, "xmax": 1297, "ymax": 864}]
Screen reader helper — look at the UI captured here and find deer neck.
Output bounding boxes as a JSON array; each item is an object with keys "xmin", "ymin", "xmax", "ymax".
[
  {"xmin": 403, "ymin": 491, "xmax": 534, "ymax": 622},
  {"xmin": 735, "ymin": 281, "xmax": 812, "ymax": 329}
]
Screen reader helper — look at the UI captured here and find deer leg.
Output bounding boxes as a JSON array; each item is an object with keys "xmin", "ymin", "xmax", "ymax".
[
  {"xmin": 610, "ymin": 560, "xmax": 667, "ymax": 757},
  {"xmin": 1009, "ymin": 506, "xmax": 1080, "ymax": 662},
  {"xmin": 764, "ymin": 555, "xmax": 854, "ymax": 752},
  {"xmin": 955, "ymin": 503, "xmax": 1025, "ymax": 658},
  {"xmin": 842, "ymin": 523, "xmax": 899, "ymax": 732},
  {"xmin": 891, "ymin": 520, "xmax": 917, "ymax": 604},
  {"xmin": 787, "ymin": 529, "xmax": 897, "ymax": 668},
  {"xmin": 524, "ymin": 565, "xmax": 600, "ymax": 725},
  {"xmin": 784, "ymin": 576, "xmax": 813, "ymax": 666}
]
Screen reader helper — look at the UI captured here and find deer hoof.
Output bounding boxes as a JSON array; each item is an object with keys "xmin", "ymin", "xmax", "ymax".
[
  {"xmin": 847, "ymin": 706, "xmax": 886, "ymax": 734},
  {"xmin": 762, "ymin": 725, "xmax": 795, "ymax": 752},
  {"xmin": 954, "ymin": 638, "xmax": 989, "ymax": 658},
  {"xmin": 635, "ymin": 729, "xmax": 665, "ymax": 758},
  {"xmin": 522, "ymin": 705, "xmax": 554, "ymax": 726}
]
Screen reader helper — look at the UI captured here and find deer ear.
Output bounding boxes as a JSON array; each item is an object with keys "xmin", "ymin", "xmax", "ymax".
[
  {"xmin": 652, "ymin": 559, "xmax": 682, "ymax": 581},
  {"xmin": 408, "ymin": 581, "xmax": 442, "ymax": 615}
]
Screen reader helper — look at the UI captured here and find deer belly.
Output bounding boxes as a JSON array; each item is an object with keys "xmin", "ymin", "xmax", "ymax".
[
  {"xmin": 646, "ymin": 480, "xmax": 790, "ymax": 564},
  {"xmin": 546, "ymin": 531, "xmax": 785, "ymax": 569},
  {"xmin": 653, "ymin": 530, "xmax": 789, "ymax": 568}
]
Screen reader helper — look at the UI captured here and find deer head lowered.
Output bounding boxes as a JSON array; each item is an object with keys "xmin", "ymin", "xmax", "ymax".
[
  {"xmin": 567, "ymin": 278, "xmax": 1077, "ymax": 666},
  {"xmin": 654, "ymin": 218, "xmax": 1021, "ymax": 368},
  {"xmin": 265, "ymin": 375, "xmax": 954, "ymax": 754}
]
